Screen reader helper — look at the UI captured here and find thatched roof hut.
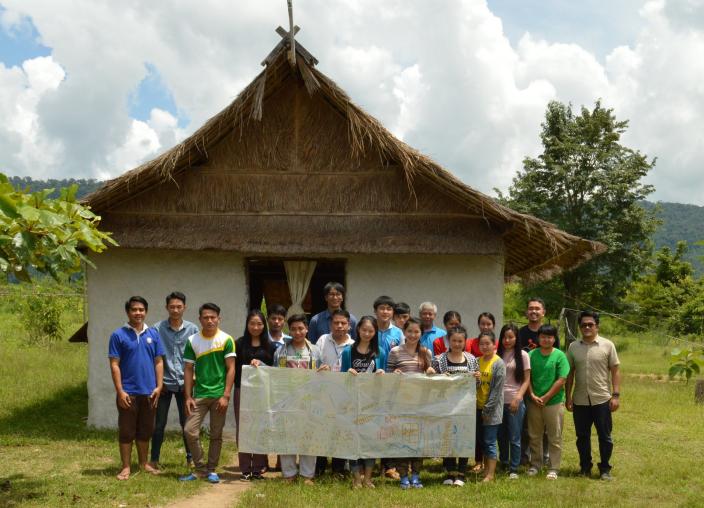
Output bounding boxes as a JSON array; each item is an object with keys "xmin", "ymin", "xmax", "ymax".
[
  {"xmin": 83, "ymin": 34, "xmax": 604, "ymax": 428},
  {"xmin": 85, "ymin": 37, "xmax": 603, "ymax": 281}
]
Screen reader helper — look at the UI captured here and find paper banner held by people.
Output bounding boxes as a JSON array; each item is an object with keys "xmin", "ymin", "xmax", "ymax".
[{"xmin": 238, "ymin": 366, "xmax": 476, "ymax": 459}]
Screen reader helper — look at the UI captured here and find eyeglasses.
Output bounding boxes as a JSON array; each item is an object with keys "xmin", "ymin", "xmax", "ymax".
[{"xmin": 580, "ymin": 322, "xmax": 596, "ymax": 328}]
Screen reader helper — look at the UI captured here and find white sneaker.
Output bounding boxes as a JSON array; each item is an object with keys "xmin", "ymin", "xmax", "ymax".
[
  {"xmin": 546, "ymin": 470, "xmax": 558, "ymax": 480},
  {"xmin": 509, "ymin": 472, "xmax": 519, "ymax": 480},
  {"xmin": 527, "ymin": 467, "xmax": 539, "ymax": 477},
  {"xmin": 453, "ymin": 478, "xmax": 466, "ymax": 487},
  {"xmin": 443, "ymin": 477, "xmax": 455, "ymax": 486}
]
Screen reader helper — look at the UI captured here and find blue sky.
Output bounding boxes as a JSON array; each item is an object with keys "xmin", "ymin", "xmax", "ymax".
[{"xmin": 1, "ymin": 1, "xmax": 703, "ymax": 205}]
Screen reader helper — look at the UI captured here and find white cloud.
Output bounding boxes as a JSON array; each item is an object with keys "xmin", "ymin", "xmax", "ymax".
[{"xmin": 0, "ymin": 0, "xmax": 703, "ymax": 204}]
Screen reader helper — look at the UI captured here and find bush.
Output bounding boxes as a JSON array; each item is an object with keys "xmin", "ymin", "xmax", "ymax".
[{"xmin": 4, "ymin": 277, "xmax": 83, "ymax": 345}]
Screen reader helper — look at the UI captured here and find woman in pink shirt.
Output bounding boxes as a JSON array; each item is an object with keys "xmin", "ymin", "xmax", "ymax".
[{"xmin": 497, "ymin": 323, "xmax": 531, "ymax": 478}]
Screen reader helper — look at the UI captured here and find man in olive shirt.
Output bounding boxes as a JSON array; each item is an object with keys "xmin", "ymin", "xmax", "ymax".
[{"xmin": 566, "ymin": 310, "xmax": 621, "ymax": 481}]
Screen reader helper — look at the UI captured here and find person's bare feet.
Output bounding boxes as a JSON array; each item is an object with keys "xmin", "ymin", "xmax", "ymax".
[
  {"xmin": 363, "ymin": 480, "xmax": 375, "ymax": 488},
  {"xmin": 116, "ymin": 467, "xmax": 131, "ymax": 480},
  {"xmin": 142, "ymin": 463, "xmax": 161, "ymax": 475},
  {"xmin": 470, "ymin": 463, "xmax": 484, "ymax": 473},
  {"xmin": 481, "ymin": 475, "xmax": 494, "ymax": 483},
  {"xmin": 303, "ymin": 478, "xmax": 315, "ymax": 486}
]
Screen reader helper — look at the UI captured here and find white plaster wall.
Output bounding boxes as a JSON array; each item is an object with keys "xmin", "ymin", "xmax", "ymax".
[
  {"xmin": 87, "ymin": 248, "xmax": 247, "ymax": 430},
  {"xmin": 345, "ymin": 255, "xmax": 504, "ymax": 336}
]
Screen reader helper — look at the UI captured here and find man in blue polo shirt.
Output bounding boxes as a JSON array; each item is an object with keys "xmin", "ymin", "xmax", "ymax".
[
  {"xmin": 109, "ymin": 296, "xmax": 165, "ymax": 481},
  {"xmin": 307, "ymin": 282, "xmax": 358, "ymax": 343},
  {"xmin": 149, "ymin": 291, "xmax": 199, "ymax": 470},
  {"xmin": 419, "ymin": 301, "xmax": 445, "ymax": 356}
]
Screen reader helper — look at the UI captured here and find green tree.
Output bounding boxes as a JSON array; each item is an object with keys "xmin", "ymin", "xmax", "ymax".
[
  {"xmin": 0, "ymin": 172, "xmax": 116, "ymax": 281},
  {"xmin": 625, "ymin": 242, "xmax": 698, "ymax": 327},
  {"xmin": 499, "ymin": 100, "xmax": 658, "ymax": 311}
]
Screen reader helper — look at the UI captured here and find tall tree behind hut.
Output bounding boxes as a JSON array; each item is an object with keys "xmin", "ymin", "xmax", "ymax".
[{"xmin": 498, "ymin": 100, "xmax": 658, "ymax": 314}]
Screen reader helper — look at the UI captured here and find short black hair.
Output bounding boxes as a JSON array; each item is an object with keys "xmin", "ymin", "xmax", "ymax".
[
  {"xmin": 323, "ymin": 282, "xmax": 346, "ymax": 297},
  {"xmin": 199, "ymin": 302, "xmax": 221, "ymax": 316},
  {"xmin": 287, "ymin": 313, "xmax": 308, "ymax": 327},
  {"xmin": 125, "ymin": 296, "xmax": 148, "ymax": 313},
  {"xmin": 393, "ymin": 302, "xmax": 411, "ymax": 316},
  {"xmin": 165, "ymin": 291, "xmax": 186, "ymax": 305},
  {"xmin": 331, "ymin": 309, "xmax": 350, "ymax": 320},
  {"xmin": 579, "ymin": 310, "xmax": 600, "ymax": 325},
  {"xmin": 527, "ymin": 297, "xmax": 546, "ymax": 309},
  {"xmin": 373, "ymin": 295, "xmax": 395, "ymax": 310},
  {"xmin": 267, "ymin": 303, "xmax": 287, "ymax": 318},
  {"xmin": 538, "ymin": 324, "xmax": 558, "ymax": 338},
  {"xmin": 478, "ymin": 330, "xmax": 496, "ymax": 342}
]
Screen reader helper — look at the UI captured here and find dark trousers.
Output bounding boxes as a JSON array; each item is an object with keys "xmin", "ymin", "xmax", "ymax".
[
  {"xmin": 150, "ymin": 389, "xmax": 190, "ymax": 463},
  {"xmin": 573, "ymin": 402, "xmax": 613, "ymax": 473},
  {"xmin": 443, "ymin": 457, "xmax": 468, "ymax": 475},
  {"xmin": 316, "ymin": 456, "xmax": 347, "ymax": 475}
]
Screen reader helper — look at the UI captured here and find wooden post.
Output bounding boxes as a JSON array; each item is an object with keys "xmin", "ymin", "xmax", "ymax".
[{"xmin": 695, "ymin": 379, "xmax": 704, "ymax": 404}]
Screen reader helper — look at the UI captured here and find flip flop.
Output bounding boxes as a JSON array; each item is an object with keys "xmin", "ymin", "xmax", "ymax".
[
  {"xmin": 179, "ymin": 473, "xmax": 198, "ymax": 482},
  {"xmin": 116, "ymin": 470, "xmax": 130, "ymax": 481}
]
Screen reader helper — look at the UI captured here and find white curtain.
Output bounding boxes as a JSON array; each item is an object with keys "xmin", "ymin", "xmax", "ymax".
[{"xmin": 284, "ymin": 260, "xmax": 317, "ymax": 318}]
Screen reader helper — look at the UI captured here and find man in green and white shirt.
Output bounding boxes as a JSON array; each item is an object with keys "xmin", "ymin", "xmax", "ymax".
[{"xmin": 179, "ymin": 303, "xmax": 235, "ymax": 483}]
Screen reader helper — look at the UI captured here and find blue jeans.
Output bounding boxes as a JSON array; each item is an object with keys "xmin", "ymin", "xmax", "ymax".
[
  {"xmin": 481, "ymin": 423, "xmax": 500, "ymax": 460},
  {"xmin": 498, "ymin": 401, "xmax": 526, "ymax": 473},
  {"xmin": 150, "ymin": 388, "xmax": 191, "ymax": 463}
]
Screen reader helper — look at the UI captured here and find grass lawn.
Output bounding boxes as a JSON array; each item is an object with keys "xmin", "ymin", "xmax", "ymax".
[
  {"xmin": 1, "ymin": 304, "xmax": 703, "ymax": 507},
  {"xmin": 238, "ymin": 336, "xmax": 704, "ymax": 508},
  {"xmin": 0, "ymin": 308, "xmax": 229, "ymax": 508}
]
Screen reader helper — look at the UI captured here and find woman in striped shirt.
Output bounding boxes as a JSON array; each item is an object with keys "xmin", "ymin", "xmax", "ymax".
[{"xmin": 386, "ymin": 317, "xmax": 435, "ymax": 489}]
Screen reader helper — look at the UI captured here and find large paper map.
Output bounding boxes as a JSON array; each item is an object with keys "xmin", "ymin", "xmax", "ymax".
[{"xmin": 238, "ymin": 366, "xmax": 476, "ymax": 459}]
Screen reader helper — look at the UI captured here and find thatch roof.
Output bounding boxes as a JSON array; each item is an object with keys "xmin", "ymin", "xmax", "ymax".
[{"xmin": 85, "ymin": 35, "xmax": 605, "ymax": 282}]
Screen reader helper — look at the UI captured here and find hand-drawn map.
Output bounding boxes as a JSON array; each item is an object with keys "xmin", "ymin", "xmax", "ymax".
[{"xmin": 238, "ymin": 366, "xmax": 476, "ymax": 459}]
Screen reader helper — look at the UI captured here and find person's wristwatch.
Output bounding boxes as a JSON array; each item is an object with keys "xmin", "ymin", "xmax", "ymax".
[{"xmin": 611, "ymin": 392, "xmax": 620, "ymax": 398}]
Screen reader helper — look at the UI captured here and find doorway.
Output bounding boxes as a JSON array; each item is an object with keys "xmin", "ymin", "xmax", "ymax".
[{"xmin": 247, "ymin": 259, "xmax": 347, "ymax": 318}]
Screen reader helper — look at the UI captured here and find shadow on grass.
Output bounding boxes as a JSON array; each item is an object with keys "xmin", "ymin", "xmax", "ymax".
[
  {"xmin": 0, "ymin": 382, "xmax": 112, "ymax": 443},
  {"xmin": 0, "ymin": 473, "xmax": 50, "ymax": 506}
]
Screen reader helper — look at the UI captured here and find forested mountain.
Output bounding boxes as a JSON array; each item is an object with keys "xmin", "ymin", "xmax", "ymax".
[
  {"xmin": 642, "ymin": 201, "xmax": 704, "ymax": 274},
  {"xmin": 8, "ymin": 176, "xmax": 103, "ymax": 199},
  {"xmin": 6, "ymin": 176, "xmax": 704, "ymax": 271}
]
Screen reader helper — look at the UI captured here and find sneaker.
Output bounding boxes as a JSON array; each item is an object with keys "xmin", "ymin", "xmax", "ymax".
[
  {"xmin": 207, "ymin": 472, "xmax": 220, "ymax": 483},
  {"xmin": 453, "ymin": 475, "xmax": 466, "ymax": 487},
  {"xmin": 509, "ymin": 472, "xmax": 519, "ymax": 480},
  {"xmin": 527, "ymin": 467, "xmax": 539, "ymax": 477},
  {"xmin": 600, "ymin": 471, "xmax": 613, "ymax": 481},
  {"xmin": 399, "ymin": 476, "xmax": 410, "ymax": 489},
  {"xmin": 580, "ymin": 468, "xmax": 592, "ymax": 478},
  {"xmin": 546, "ymin": 470, "xmax": 558, "ymax": 480},
  {"xmin": 179, "ymin": 473, "xmax": 198, "ymax": 482},
  {"xmin": 252, "ymin": 472, "xmax": 265, "ymax": 480},
  {"xmin": 443, "ymin": 475, "xmax": 455, "ymax": 486},
  {"xmin": 240, "ymin": 473, "xmax": 252, "ymax": 482},
  {"xmin": 410, "ymin": 474, "xmax": 423, "ymax": 488}
]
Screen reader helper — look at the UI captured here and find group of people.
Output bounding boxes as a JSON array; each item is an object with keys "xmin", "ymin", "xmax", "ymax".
[{"xmin": 107, "ymin": 283, "xmax": 621, "ymax": 489}]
